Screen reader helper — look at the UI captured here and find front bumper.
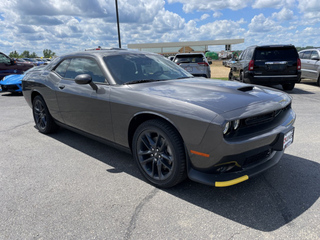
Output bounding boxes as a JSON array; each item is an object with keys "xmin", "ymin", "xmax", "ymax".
[
  {"xmin": 187, "ymin": 125, "xmax": 294, "ymax": 187},
  {"xmin": 0, "ymin": 83, "xmax": 22, "ymax": 92}
]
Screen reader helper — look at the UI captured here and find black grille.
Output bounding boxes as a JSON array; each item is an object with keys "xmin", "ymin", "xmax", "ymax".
[
  {"xmin": 1, "ymin": 85, "xmax": 19, "ymax": 92},
  {"xmin": 244, "ymin": 105, "xmax": 289, "ymax": 127},
  {"xmin": 243, "ymin": 149, "xmax": 272, "ymax": 167}
]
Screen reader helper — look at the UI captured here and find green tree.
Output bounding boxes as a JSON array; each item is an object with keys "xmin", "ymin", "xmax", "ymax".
[
  {"xmin": 9, "ymin": 51, "xmax": 20, "ymax": 58},
  {"xmin": 30, "ymin": 52, "xmax": 38, "ymax": 58},
  {"xmin": 43, "ymin": 49, "xmax": 55, "ymax": 58},
  {"xmin": 20, "ymin": 51, "xmax": 30, "ymax": 58}
]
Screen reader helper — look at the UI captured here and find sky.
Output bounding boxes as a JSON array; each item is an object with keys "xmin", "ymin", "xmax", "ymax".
[{"xmin": 0, "ymin": 0, "xmax": 320, "ymax": 56}]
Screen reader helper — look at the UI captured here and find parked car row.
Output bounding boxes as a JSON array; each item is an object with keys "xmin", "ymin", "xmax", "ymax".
[{"xmin": 19, "ymin": 58, "xmax": 50, "ymax": 66}]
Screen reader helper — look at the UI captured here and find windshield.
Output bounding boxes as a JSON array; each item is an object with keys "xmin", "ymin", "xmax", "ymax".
[
  {"xmin": 174, "ymin": 54, "xmax": 205, "ymax": 64},
  {"xmin": 103, "ymin": 53, "xmax": 193, "ymax": 84},
  {"xmin": 254, "ymin": 48, "xmax": 298, "ymax": 61}
]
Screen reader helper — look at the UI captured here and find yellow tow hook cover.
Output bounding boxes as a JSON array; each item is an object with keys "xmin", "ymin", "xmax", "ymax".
[{"xmin": 215, "ymin": 175, "xmax": 249, "ymax": 187}]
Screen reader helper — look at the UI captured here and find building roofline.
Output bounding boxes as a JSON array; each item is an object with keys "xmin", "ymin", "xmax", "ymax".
[{"xmin": 128, "ymin": 39, "xmax": 244, "ymax": 49}]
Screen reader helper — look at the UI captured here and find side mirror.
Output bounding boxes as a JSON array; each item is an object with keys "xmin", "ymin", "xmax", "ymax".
[{"xmin": 75, "ymin": 74, "xmax": 98, "ymax": 91}]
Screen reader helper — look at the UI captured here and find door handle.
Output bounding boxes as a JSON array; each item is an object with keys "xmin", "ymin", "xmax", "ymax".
[{"xmin": 59, "ymin": 85, "xmax": 65, "ymax": 90}]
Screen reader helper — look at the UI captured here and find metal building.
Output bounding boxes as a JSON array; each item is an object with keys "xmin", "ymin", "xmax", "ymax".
[{"xmin": 127, "ymin": 39, "xmax": 244, "ymax": 56}]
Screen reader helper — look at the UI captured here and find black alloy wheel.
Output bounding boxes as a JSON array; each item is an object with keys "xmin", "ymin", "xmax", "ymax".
[
  {"xmin": 32, "ymin": 95, "xmax": 58, "ymax": 134},
  {"xmin": 132, "ymin": 119, "xmax": 186, "ymax": 188}
]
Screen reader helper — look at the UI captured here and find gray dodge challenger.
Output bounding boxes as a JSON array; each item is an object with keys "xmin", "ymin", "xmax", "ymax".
[{"xmin": 22, "ymin": 48, "xmax": 295, "ymax": 188}]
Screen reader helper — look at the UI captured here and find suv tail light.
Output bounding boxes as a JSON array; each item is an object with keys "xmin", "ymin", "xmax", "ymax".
[
  {"xmin": 198, "ymin": 62, "xmax": 209, "ymax": 66},
  {"xmin": 297, "ymin": 58, "xmax": 301, "ymax": 70},
  {"xmin": 248, "ymin": 60, "xmax": 254, "ymax": 71}
]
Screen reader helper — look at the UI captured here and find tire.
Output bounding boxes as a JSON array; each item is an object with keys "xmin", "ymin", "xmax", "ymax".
[
  {"xmin": 132, "ymin": 119, "xmax": 187, "ymax": 188},
  {"xmin": 32, "ymin": 95, "xmax": 59, "ymax": 134},
  {"xmin": 317, "ymin": 76, "xmax": 320, "ymax": 86},
  {"xmin": 239, "ymin": 71, "xmax": 244, "ymax": 82},
  {"xmin": 282, "ymin": 83, "xmax": 295, "ymax": 91},
  {"xmin": 228, "ymin": 71, "xmax": 233, "ymax": 80}
]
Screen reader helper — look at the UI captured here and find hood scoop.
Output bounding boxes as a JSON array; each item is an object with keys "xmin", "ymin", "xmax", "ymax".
[{"xmin": 238, "ymin": 86, "xmax": 254, "ymax": 92}]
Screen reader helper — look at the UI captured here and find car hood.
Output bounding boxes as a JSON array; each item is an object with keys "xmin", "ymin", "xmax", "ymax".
[
  {"xmin": 1, "ymin": 74, "xmax": 24, "ymax": 84},
  {"xmin": 128, "ymin": 78, "xmax": 289, "ymax": 114}
]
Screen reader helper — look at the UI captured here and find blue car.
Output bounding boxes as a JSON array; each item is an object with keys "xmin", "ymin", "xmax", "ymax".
[
  {"xmin": 0, "ymin": 66, "xmax": 43, "ymax": 93},
  {"xmin": 0, "ymin": 73, "xmax": 24, "ymax": 93}
]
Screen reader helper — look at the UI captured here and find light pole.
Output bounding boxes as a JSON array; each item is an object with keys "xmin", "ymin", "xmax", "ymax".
[{"xmin": 115, "ymin": 0, "xmax": 121, "ymax": 48}]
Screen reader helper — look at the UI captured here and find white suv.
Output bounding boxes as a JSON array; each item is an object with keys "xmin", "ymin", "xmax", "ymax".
[{"xmin": 173, "ymin": 53, "xmax": 211, "ymax": 78}]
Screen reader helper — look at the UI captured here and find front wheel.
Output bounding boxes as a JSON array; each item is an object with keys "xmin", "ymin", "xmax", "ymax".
[
  {"xmin": 282, "ymin": 83, "xmax": 295, "ymax": 91},
  {"xmin": 32, "ymin": 95, "xmax": 59, "ymax": 134},
  {"xmin": 132, "ymin": 119, "xmax": 187, "ymax": 188}
]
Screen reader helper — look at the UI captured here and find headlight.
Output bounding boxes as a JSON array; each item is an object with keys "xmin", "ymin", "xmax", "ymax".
[
  {"xmin": 223, "ymin": 122, "xmax": 230, "ymax": 135},
  {"xmin": 233, "ymin": 120, "xmax": 240, "ymax": 130}
]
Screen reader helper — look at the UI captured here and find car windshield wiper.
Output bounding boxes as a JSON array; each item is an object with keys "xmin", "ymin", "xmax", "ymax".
[
  {"xmin": 124, "ymin": 79, "xmax": 161, "ymax": 85},
  {"xmin": 176, "ymin": 76, "xmax": 194, "ymax": 79}
]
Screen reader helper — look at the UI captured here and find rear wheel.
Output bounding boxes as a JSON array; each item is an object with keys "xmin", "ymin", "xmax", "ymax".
[
  {"xmin": 132, "ymin": 119, "xmax": 186, "ymax": 188},
  {"xmin": 32, "ymin": 95, "xmax": 59, "ymax": 134},
  {"xmin": 239, "ymin": 71, "xmax": 244, "ymax": 82},
  {"xmin": 317, "ymin": 76, "xmax": 320, "ymax": 86},
  {"xmin": 282, "ymin": 83, "xmax": 295, "ymax": 91},
  {"xmin": 228, "ymin": 71, "xmax": 233, "ymax": 80}
]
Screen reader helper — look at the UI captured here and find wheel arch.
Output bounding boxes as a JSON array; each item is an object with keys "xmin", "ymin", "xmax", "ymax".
[
  {"xmin": 31, "ymin": 90, "xmax": 42, "ymax": 104},
  {"xmin": 127, "ymin": 112, "xmax": 184, "ymax": 151}
]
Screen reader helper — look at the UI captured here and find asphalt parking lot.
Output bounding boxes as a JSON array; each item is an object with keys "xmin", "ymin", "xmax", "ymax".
[{"xmin": 0, "ymin": 82, "xmax": 319, "ymax": 239}]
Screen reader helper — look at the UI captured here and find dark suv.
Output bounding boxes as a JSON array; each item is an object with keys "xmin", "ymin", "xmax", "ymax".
[
  {"xmin": 229, "ymin": 45, "xmax": 301, "ymax": 90},
  {"xmin": 0, "ymin": 52, "xmax": 33, "ymax": 80}
]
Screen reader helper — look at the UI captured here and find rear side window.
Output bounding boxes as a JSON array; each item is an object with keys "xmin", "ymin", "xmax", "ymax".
[
  {"xmin": 174, "ymin": 54, "xmax": 204, "ymax": 63},
  {"xmin": 55, "ymin": 58, "xmax": 106, "ymax": 83},
  {"xmin": 244, "ymin": 48, "xmax": 254, "ymax": 60},
  {"xmin": 254, "ymin": 48, "xmax": 298, "ymax": 61}
]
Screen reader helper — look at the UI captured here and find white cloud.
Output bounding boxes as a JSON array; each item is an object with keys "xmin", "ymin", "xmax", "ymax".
[
  {"xmin": 298, "ymin": 0, "xmax": 320, "ymax": 12},
  {"xmin": 252, "ymin": 0, "xmax": 295, "ymax": 9},
  {"xmin": 272, "ymin": 8, "xmax": 294, "ymax": 21},
  {"xmin": 248, "ymin": 13, "xmax": 283, "ymax": 36},
  {"xmin": 213, "ymin": 12, "xmax": 223, "ymax": 18},
  {"xmin": 200, "ymin": 14, "xmax": 210, "ymax": 21},
  {"xmin": 167, "ymin": 0, "xmax": 249, "ymax": 12},
  {"xmin": 0, "ymin": 0, "xmax": 319, "ymax": 56}
]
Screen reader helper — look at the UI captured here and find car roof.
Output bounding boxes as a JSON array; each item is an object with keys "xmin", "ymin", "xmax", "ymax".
[
  {"xmin": 299, "ymin": 48, "xmax": 320, "ymax": 52},
  {"xmin": 248, "ymin": 44, "xmax": 296, "ymax": 49},
  {"xmin": 60, "ymin": 48, "xmax": 158, "ymax": 59},
  {"xmin": 175, "ymin": 52, "xmax": 204, "ymax": 55}
]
